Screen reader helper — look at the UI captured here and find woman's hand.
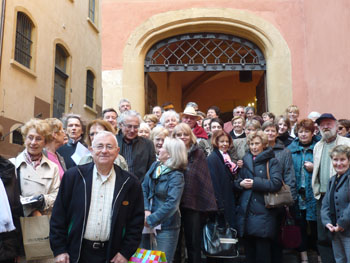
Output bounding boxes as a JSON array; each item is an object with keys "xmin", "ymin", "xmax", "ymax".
[
  {"xmin": 237, "ymin": 160, "xmax": 244, "ymax": 168},
  {"xmin": 326, "ymin": 223, "xmax": 335, "ymax": 232},
  {"xmin": 144, "ymin": 210, "xmax": 151, "ymax": 227},
  {"xmin": 304, "ymin": 161, "xmax": 313, "ymax": 172},
  {"xmin": 240, "ymin": 179, "xmax": 253, "ymax": 189},
  {"xmin": 334, "ymin": 224, "xmax": 344, "ymax": 232}
]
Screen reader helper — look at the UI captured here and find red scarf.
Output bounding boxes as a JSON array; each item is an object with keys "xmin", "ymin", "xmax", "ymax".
[{"xmin": 192, "ymin": 124, "xmax": 208, "ymax": 139}]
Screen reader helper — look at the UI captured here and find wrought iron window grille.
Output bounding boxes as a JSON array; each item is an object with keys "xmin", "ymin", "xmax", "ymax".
[{"xmin": 145, "ymin": 33, "xmax": 265, "ymax": 72}]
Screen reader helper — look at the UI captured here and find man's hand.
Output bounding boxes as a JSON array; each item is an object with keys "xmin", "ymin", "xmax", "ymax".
[
  {"xmin": 111, "ymin": 252, "xmax": 127, "ymax": 263},
  {"xmin": 54, "ymin": 253, "xmax": 69, "ymax": 263}
]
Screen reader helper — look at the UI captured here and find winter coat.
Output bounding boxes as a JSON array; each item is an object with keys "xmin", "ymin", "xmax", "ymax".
[
  {"xmin": 272, "ymin": 139, "xmax": 297, "ymax": 200},
  {"xmin": 0, "ymin": 156, "xmax": 23, "ymax": 260},
  {"xmin": 235, "ymin": 147, "xmax": 282, "ymax": 239},
  {"xmin": 50, "ymin": 163, "xmax": 144, "ymax": 262},
  {"xmin": 116, "ymin": 134, "xmax": 156, "ymax": 181},
  {"xmin": 181, "ymin": 144, "xmax": 217, "ymax": 212},
  {"xmin": 11, "ymin": 151, "xmax": 60, "ymax": 216},
  {"xmin": 288, "ymin": 137, "xmax": 318, "ymax": 220},
  {"xmin": 142, "ymin": 161, "xmax": 184, "ymax": 229},
  {"xmin": 277, "ymin": 132, "xmax": 294, "ymax": 147},
  {"xmin": 207, "ymin": 148, "xmax": 237, "ymax": 228},
  {"xmin": 321, "ymin": 168, "xmax": 350, "ymax": 237}
]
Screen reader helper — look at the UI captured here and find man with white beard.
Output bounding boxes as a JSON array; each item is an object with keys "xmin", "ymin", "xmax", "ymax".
[{"xmin": 312, "ymin": 113, "xmax": 350, "ymax": 263}]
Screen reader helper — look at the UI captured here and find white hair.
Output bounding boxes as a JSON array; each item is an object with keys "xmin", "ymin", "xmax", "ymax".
[
  {"xmin": 117, "ymin": 110, "xmax": 142, "ymax": 125},
  {"xmin": 92, "ymin": 131, "xmax": 118, "ymax": 147},
  {"xmin": 160, "ymin": 110, "xmax": 180, "ymax": 126}
]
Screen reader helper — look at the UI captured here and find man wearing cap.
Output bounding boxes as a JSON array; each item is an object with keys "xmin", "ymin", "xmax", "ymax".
[
  {"xmin": 181, "ymin": 106, "xmax": 210, "ymax": 156},
  {"xmin": 312, "ymin": 113, "xmax": 350, "ymax": 263}
]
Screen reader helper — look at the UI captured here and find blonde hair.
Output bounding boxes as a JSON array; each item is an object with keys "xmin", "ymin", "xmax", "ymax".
[
  {"xmin": 171, "ymin": 123, "xmax": 197, "ymax": 146},
  {"xmin": 286, "ymin": 105, "xmax": 300, "ymax": 114},
  {"xmin": 150, "ymin": 126, "xmax": 169, "ymax": 141},
  {"xmin": 247, "ymin": 130, "xmax": 268, "ymax": 148},
  {"xmin": 21, "ymin": 119, "xmax": 51, "ymax": 143},
  {"xmin": 163, "ymin": 137, "xmax": 188, "ymax": 170},
  {"xmin": 45, "ymin": 118, "xmax": 63, "ymax": 143},
  {"xmin": 143, "ymin": 114, "xmax": 158, "ymax": 124},
  {"xmin": 330, "ymin": 145, "xmax": 350, "ymax": 160}
]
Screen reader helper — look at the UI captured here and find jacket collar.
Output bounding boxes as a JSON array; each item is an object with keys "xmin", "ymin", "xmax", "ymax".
[
  {"xmin": 14, "ymin": 150, "xmax": 53, "ymax": 169},
  {"xmin": 335, "ymin": 168, "xmax": 350, "ymax": 190}
]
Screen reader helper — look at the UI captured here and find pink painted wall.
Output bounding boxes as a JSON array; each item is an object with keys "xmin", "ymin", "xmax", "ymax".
[{"xmin": 102, "ymin": 0, "xmax": 350, "ymax": 119}]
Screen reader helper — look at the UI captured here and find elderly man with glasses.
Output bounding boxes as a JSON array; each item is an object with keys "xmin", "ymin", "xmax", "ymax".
[
  {"xmin": 50, "ymin": 131, "xmax": 144, "ymax": 263},
  {"xmin": 116, "ymin": 110, "xmax": 156, "ymax": 181}
]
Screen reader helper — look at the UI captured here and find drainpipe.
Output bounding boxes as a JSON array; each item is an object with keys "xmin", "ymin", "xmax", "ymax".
[{"xmin": 0, "ymin": 0, "xmax": 6, "ymax": 77}]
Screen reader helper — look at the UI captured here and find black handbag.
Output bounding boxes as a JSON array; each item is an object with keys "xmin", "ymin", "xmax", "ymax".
[{"xmin": 202, "ymin": 215, "xmax": 239, "ymax": 258}]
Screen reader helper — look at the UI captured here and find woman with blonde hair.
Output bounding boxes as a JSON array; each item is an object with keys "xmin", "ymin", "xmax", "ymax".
[
  {"xmin": 142, "ymin": 137, "xmax": 187, "ymax": 262},
  {"xmin": 150, "ymin": 126, "xmax": 169, "ymax": 159},
  {"xmin": 235, "ymin": 131, "xmax": 282, "ymax": 263},
  {"xmin": 11, "ymin": 119, "xmax": 60, "ymax": 217},
  {"xmin": 171, "ymin": 123, "xmax": 217, "ymax": 263},
  {"xmin": 44, "ymin": 118, "xmax": 66, "ymax": 179},
  {"xmin": 143, "ymin": 114, "xmax": 158, "ymax": 130}
]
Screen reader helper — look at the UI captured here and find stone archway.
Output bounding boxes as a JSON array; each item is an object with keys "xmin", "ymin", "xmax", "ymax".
[{"xmin": 121, "ymin": 8, "xmax": 292, "ymax": 115}]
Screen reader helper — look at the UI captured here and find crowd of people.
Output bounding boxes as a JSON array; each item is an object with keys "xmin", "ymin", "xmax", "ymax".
[{"xmin": 1, "ymin": 98, "xmax": 350, "ymax": 263}]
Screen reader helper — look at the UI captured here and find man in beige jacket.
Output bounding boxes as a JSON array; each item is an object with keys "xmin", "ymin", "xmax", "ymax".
[{"xmin": 312, "ymin": 113, "xmax": 350, "ymax": 263}]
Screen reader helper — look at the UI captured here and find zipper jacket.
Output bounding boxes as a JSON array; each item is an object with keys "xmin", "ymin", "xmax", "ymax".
[{"xmin": 50, "ymin": 162, "xmax": 144, "ymax": 263}]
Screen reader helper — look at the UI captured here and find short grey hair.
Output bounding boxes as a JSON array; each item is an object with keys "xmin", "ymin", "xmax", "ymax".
[
  {"xmin": 117, "ymin": 110, "xmax": 142, "ymax": 125},
  {"xmin": 160, "ymin": 110, "xmax": 180, "ymax": 126},
  {"xmin": 119, "ymin": 98, "xmax": 131, "ymax": 107},
  {"xmin": 92, "ymin": 131, "xmax": 118, "ymax": 147},
  {"xmin": 330, "ymin": 145, "xmax": 350, "ymax": 160},
  {"xmin": 233, "ymin": 105, "xmax": 245, "ymax": 114},
  {"xmin": 163, "ymin": 137, "xmax": 188, "ymax": 170}
]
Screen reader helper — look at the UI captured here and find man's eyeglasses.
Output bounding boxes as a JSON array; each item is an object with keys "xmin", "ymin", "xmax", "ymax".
[
  {"xmin": 93, "ymin": 144, "xmax": 116, "ymax": 151},
  {"xmin": 123, "ymin": 124, "xmax": 140, "ymax": 130}
]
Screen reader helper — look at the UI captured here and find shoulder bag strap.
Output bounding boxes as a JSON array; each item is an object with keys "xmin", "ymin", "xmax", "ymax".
[{"xmin": 266, "ymin": 161, "xmax": 270, "ymax": 180}]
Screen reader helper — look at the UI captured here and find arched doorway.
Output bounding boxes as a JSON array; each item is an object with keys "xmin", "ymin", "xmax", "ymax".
[
  {"xmin": 119, "ymin": 8, "xmax": 292, "ymax": 116},
  {"xmin": 144, "ymin": 33, "xmax": 266, "ymax": 120}
]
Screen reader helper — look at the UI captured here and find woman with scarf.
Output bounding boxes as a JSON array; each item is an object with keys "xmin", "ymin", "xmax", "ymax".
[
  {"xmin": 207, "ymin": 130, "xmax": 238, "ymax": 262},
  {"xmin": 11, "ymin": 119, "xmax": 60, "ymax": 262},
  {"xmin": 142, "ymin": 137, "xmax": 188, "ymax": 263}
]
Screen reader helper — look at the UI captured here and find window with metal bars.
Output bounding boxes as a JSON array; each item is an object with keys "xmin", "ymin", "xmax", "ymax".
[
  {"xmin": 15, "ymin": 12, "xmax": 33, "ymax": 68},
  {"xmin": 86, "ymin": 70, "xmax": 94, "ymax": 108},
  {"xmin": 89, "ymin": 0, "xmax": 96, "ymax": 23}
]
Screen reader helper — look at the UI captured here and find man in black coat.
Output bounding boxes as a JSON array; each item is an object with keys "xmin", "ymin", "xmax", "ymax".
[
  {"xmin": 50, "ymin": 131, "xmax": 144, "ymax": 263},
  {"xmin": 116, "ymin": 110, "xmax": 156, "ymax": 181}
]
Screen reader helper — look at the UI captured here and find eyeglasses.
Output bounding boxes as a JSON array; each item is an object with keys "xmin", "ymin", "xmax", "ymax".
[
  {"xmin": 123, "ymin": 124, "xmax": 140, "ymax": 130},
  {"xmin": 93, "ymin": 144, "xmax": 116, "ymax": 151}
]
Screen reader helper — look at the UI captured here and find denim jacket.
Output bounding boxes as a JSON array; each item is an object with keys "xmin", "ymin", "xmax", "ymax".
[{"xmin": 142, "ymin": 161, "xmax": 184, "ymax": 230}]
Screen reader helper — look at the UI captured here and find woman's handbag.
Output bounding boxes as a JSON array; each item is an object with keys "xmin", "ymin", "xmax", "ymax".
[
  {"xmin": 129, "ymin": 248, "xmax": 167, "ymax": 263},
  {"xmin": 202, "ymin": 215, "xmax": 239, "ymax": 258},
  {"xmin": 264, "ymin": 161, "xmax": 294, "ymax": 208},
  {"xmin": 279, "ymin": 207, "xmax": 302, "ymax": 249},
  {"xmin": 20, "ymin": 215, "xmax": 53, "ymax": 260}
]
